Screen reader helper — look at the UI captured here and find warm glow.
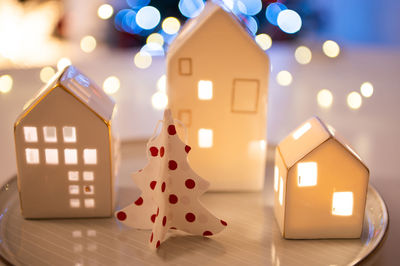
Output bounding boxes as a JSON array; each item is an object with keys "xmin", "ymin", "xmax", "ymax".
[
  {"xmin": 70, "ymin": 199, "xmax": 80, "ymax": 208},
  {"xmin": 134, "ymin": 51, "xmax": 152, "ymax": 69},
  {"xmin": 198, "ymin": 80, "xmax": 213, "ymax": 100},
  {"xmin": 85, "ymin": 198, "xmax": 95, "ymax": 208},
  {"xmin": 317, "ymin": 89, "xmax": 333, "ymax": 108},
  {"xmin": 255, "ymin": 34, "xmax": 272, "ymax": 50},
  {"xmin": 297, "ymin": 162, "xmax": 317, "ymax": 187},
  {"xmin": 83, "ymin": 171, "xmax": 94, "ymax": 181},
  {"xmin": 80, "ymin": 35, "xmax": 97, "ymax": 53},
  {"xmin": 25, "ymin": 148, "xmax": 39, "ymax": 164},
  {"xmin": 83, "ymin": 149, "xmax": 97, "ymax": 165},
  {"xmin": 278, "ymin": 177, "xmax": 283, "ymax": 205},
  {"xmin": 63, "ymin": 127, "xmax": 77, "ymax": 142},
  {"xmin": 68, "ymin": 171, "xmax": 79, "ymax": 181},
  {"xmin": 84, "ymin": 185, "xmax": 94, "ymax": 195},
  {"xmin": 69, "ymin": 185, "xmax": 79, "ymax": 195},
  {"xmin": 97, "ymin": 4, "xmax": 114, "ymax": 20},
  {"xmin": 274, "ymin": 166, "xmax": 279, "ymax": 192},
  {"xmin": 295, "ymin": 46, "xmax": 312, "ymax": 64},
  {"xmin": 57, "ymin": 57, "xmax": 72, "ymax": 71},
  {"xmin": 43, "ymin": 126, "xmax": 57, "ymax": 142},
  {"xmin": 198, "ymin": 129, "xmax": 213, "ymax": 148},
  {"xmin": 332, "ymin": 192, "xmax": 353, "ymax": 216},
  {"xmin": 103, "ymin": 76, "xmax": 120, "ymax": 94},
  {"xmin": 347, "ymin": 92, "xmax": 362, "ymax": 110},
  {"xmin": 322, "ymin": 40, "xmax": 340, "ymax": 58},
  {"xmin": 24, "ymin": 127, "xmax": 38, "ymax": 142},
  {"xmin": 64, "ymin": 149, "xmax": 78, "ymax": 164},
  {"xmin": 151, "ymin": 91, "xmax": 168, "ymax": 110},
  {"xmin": 293, "ymin": 122, "xmax": 311, "ymax": 140},
  {"xmin": 276, "ymin": 71, "xmax": 292, "ymax": 86},
  {"xmin": 40, "ymin": 67, "xmax": 55, "ymax": 83},
  {"xmin": 162, "ymin": 17, "xmax": 181, "ymax": 35},
  {"xmin": 0, "ymin": 75, "xmax": 13, "ymax": 93},
  {"xmin": 147, "ymin": 33, "xmax": 164, "ymax": 46},
  {"xmin": 157, "ymin": 74, "xmax": 167, "ymax": 93},
  {"xmin": 45, "ymin": 149, "xmax": 59, "ymax": 165},
  {"xmin": 360, "ymin": 82, "xmax": 374, "ymax": 98}
]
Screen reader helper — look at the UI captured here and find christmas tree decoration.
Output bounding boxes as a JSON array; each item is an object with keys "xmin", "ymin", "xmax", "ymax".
[
  {"xmin": 274, "ymin": 117, "xmax": 369, "ymax": 239},
  {"xmin": 115, "ymin": 109, "xmax": 227, "ymax": 248}
]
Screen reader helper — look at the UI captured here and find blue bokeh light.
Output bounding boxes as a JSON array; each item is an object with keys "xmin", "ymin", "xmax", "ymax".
[
  {"xmin": 178, "ymin": 0, "xmax": 205, "ymax": 18},
  {"xmin": 141, "ymin": 43, "xmax": 165, "ymax": 57},
  {"xmin": 136, "ymin": 6, "xmax": 161, "ymax": 30},
  {"xmin": 126, "ymin": 0, "xmax": 150, "ymax": 9},
  {"xmin": 244, "ymin": 16, "xmax": 258, "ymax": 35},
  {"xmin": 114, "ymin": 9, "xmax": 130, "ymax": 32},
  {"xmin": 265, "ymin": 2, "xmax": 287, "ymax": 26},
  {"xmin": 277, "ymin": 9, "xmax": 302, "ymax": 34},
  {"xmin": 237, "ymin": 0, "xmax": 262, "ymax": 16}
]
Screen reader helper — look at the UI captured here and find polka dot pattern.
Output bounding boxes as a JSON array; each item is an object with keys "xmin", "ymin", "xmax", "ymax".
[
  {"xmin": 168, "ymin": 160, "xmax": 178, "ymax": 170},
  {"xmin": 151, "ymin": 214, "xmax": 156, "ymax": 223},
  {"xmin": 150, "ymin": 233, "xmax": 153, "ymax": 243},
  {"xmin": 221, "ymin": 220, "xmax": 227, "ymax": 226},
  {"xmin": 185, "ymin": 212, "xmax": 196, "ymax": 222},
  {"xmin": 168, "ymin": 125, "xmax": 176, "ymax": 135},
  {"xmin": 185, "ymin": 145, "xmax": 191, "ymax": 153},
  {"xmin": 203, "ymin": 231, "xmax": 213, "ymax": 236},
  {"xmin": 162, "ymin": 216, "xmax": 167, "ymax": 226},
  {"xmin": 117, "ymin": 211, "xmax": 127, "ymax": 221},
  {"xmin": 134, "ymin": 197, "xmax": 143, "ymax": 206},
  {"xmin": 161, "ymin": 182, "xmax": 166, "ymax": 192},
  {"xmin": 150, "ymin": 181, "xmax": 157, "ymax": 190},
  {"xmin": 156, "ymin": 241, "xmax": 160, "ymax": 248},
  {"xmin": 185, "ymin": 179, "xmax": 195, "ymax": 189},
  {"xmin": 160, "ymin": 146, "xmax": 165, "ymax": 157},
  {"xmin": 150, "ymin": 146, "xmax": 158, "ymax": 157},
  {"xmin": 169, "ymin": 194, "xmax": 178, "ymax": 204}
]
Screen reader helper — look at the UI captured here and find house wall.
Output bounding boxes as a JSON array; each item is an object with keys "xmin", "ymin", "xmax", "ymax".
[
  {"xmin": 273, "ymin": 147, "xmax": 288, "ymax": 236},
  {"xmin": 15, "ymin": 86, "xmax": 113, "ymax": 218}
]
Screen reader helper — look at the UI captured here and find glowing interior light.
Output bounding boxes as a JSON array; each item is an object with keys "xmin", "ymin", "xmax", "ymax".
[
  {"xmin": 68, "ymin": 171, "xmax": 79, "ymax": 181},
  {"xmin": 151, "ymin": 91, "xmax": 168, "ymax": 110},
  {"xmin": 317, "ymin": 89, "xmax": 333, "ymax": 108},
  {"xmin": 276, "ymin": 70, "xmax": 292, "ymax": 86},
  {"xmin": 25, "ymin": 148, "xmax": 39, "ymax": 164},
  {"xmin": 0, "ymin": 74, "xmax": 13, "ymax": 94},
  {"xmin": 63, "ymin": 126, "xmax": 76, "ymax": 143},
  {"xmin": 24, "ymin": 127, "xmax": 38, "ymax": 142},
  {"xmin": 198, "ymin": 129, "xmax": 213, "ymax": 148},
  {"xmin": 64, "ymin": 149, "xmax": 78, "ymax": 165},
  {"xmin": 277, "ymin": 9, "xmax": 302, "ymax": 34},
  {"xmin": 83, "ymin": 149, "xmax": 97, "ymax": 165},
  {"xmin": 134, "ymin": 51, "xmax": 152, "ymax": 69},
  {"xmin": 87, "ymin": 229, "xmax": 97, "ymax": 237},
  {"xmin": 162, "ymin": 17, "xmax": 181, "ymax": 35},
  {"xmin": 274, "ymin": 166, "xmax": 279, "ymax": 192},
  {"xmin": 295, "ymin": 46, "xmax": 312, "ymax": 64},
  {"xmin": 72, "ymin": 230, "xmax": 82, "ymax": 238},
  {"xmin": 332, "ymin": 192, "xmax": 353, "ymax": 216},
  {"xmin": 83, "ymin": 171, "xmax": 94, "ymax": 181},
  {"xmin": 278, "ymin": 177, "xmax": 283, "ymax": 205},
  {"xmin": 255, "ymin": 33, "xmax": 272, "ymax": 50},
  {"xmin": 198, "ymin": 80, "xmax": 213, "ymax": 100},
  {"xmin": 70, "ymin": 199, "xmax": 80, "ymax": 208},
  {"xmin": 147, "ymin": 33, "xmax": 164, "ymax": 46},
  {"xmin": 322, "ymin": 40, "xmax": 340, "ymax": 58},
  {"xmin": 103, "ymin": 76, "xmax": 120, "ymax": 95},
  {"xmin": 69, "ymin": 185, "xmax": 80, "ymax": 195},
  {"xmin": 347, "ymin": 91, "xmax": 362, "ymax": 110},
  {"xmin": 39, "ymin": 67, "xmax": 55, "ymax": 83},
  {"xmin": 265, "ymin": 2, "xmax": 287, "ymax": 26},
  {"xmin": 57, "ymin": 57, "xmax": 72, "ymax": 71},
  {"xmin": 297, "ymin": 162, "xmax": 317, "ymax": 187},
  {"xmin": 45, "ymin": 149, "xmax": 59, "ymax": 165},
  {"xmin": 85, "ymin": 198, "xmax": 95, "ymax": 208},
  {"xmin": 136, "ymin": 6, "xmax": 161, "ymax": 30},
  {"xmin": 360, "ymin": 82, "xmax": 374, "ymax": 98},
  {"xmin": 178, "ymin": 0, "xmax": 204, "ymax": 18},
  {"xmin": 157, "ymin": 74, "xmax": 167, "ymax": 92},
  {"xmin": 293, "ymin": 122, "xmax": 311, "ymax": 140},
  {"xmin": 97, "ymin": 4, "xmax": 114, "ymax": 20},
  {"xmin": 237, "ymin": 0, "xmax": 262, "ymax": 16},
  {"xmin": 80, "ymin": 35, "xmax": 97, "ymax": 53},
  {"xmin": 84, "ymin": 185, "xmax": 94, "ymax": 195},
  {"xmin": 43, "ymin": 126, "xmax": 57, "ymax": 142}
]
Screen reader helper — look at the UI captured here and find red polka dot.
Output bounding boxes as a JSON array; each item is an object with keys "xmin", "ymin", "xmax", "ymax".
[
  {"xmin": 185, "ymin": 145, "xmax": 191, "ymax": 153},
  {"xmin": 157, "ymin": 207, "xmax": 159, "ymax": 216},
  {"xmin": 151, "ymin": 214, "xmax": 156, "ymax": 223},
  {"xmin": 160, "ymin": 146, "xmax": 165, "ymax": 157},
  {"xmin": 149, "ymin": 146, "xmax": 158, "ymax": 157},
  {"xmin": 150, "ymin": 233, "xmax": 153, "ymax": 243},
  {"xmin": 168, "ymin": 160, "xmax": 178, "ymax": 170},
  {"xmin": 116, "ymin": 211, "xmax": 127, "ymax": 221},
  {"xmin": 170, "ymin": 227, "xmax": 177, "ymax": 230},
  {"xmin": 203, "ymin": 231, "xmax": 213, "ymax": 236},
  {"xmin": 168, "ymin": 125, "xmax": 176, "ymax": 135},
  {"xmin": 156, "ymin": 241, "xmax": 160, "ymax": 248},
  {"xmin": 169, "ymin": 194, "xmax": 178, "ymax": 204},
  {"xmin": 185, "ymin": 179, "xmax": 195, "ymax": 189},
  {"xmin": 162, "ymin": 216, "xmax": 167, "ymax": 226},
  {"xmin": 138, "ymin": 169, "xmax": 143, "ymax": 172},
  {"xmin": 161, "ymin": 182, "xmax": 166, "ymax": 192},
  {"xmin": 134, "ymin": 197, "xmax": 143, "ymax": 206},
  {"xmin": 220, "ymin": 220, "xmax": 227, "ymax": 226},
  {"xmin": 150, "ymin": 181, "xmax": 157, "ymax": 190},
  {"xmin": 185, "ymin": 213, "xmax": 196, "ymax": 222}
]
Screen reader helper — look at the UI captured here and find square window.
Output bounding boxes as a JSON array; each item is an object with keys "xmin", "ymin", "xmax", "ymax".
[
  {"xmin": 25, "ymin": 148, "xmax": 39, "ymax": 164},
  {"xmin": 83, "ymin": 171, "xmax": 94, "ymax": 181},
  {"xmin": 293, "ymin": 122, "xmax": 311, "ymax": 140},
  {"xmin": 84, "ymin": 198, "xmax": 95, "ymax": 208},
  {"xmin": 179, "ymin": 58, "xmax": 192, "ymax": 75},
  {"xmin": 63, "ymin": 127, "xmax": 76, "ymax": 143},
  {"xmin": 83, "ymin": 149, "xmax": 97, "ymax": 165},
  {"xmin": 70, "ymin": 198, "xmax": 80, "ymax": 208},
  {"xmin": 64, "ymin": 149, "xmax": 78, "ymax": 164},
  {"xmin": 178, "ymin": 110, "xmax": 191, "ymax": 127},
  {"xmin": 297, "ymin": 162, "xmax": 317, "ymax": 187},
  {"xmin": 69, "ymin": 185, "xmax": 80, "ymax": 195},
  {"xmin": 68, "ymin": 171, "xmax": 79, "ymax": 181},
  {"xmin": 43, "ymin": 127, "xmax": 57, "ymax": 142},
  {"xmin": 45, "ymin": 149, "xmax": 59, "ymax": 164},
  {"xmin": 198, "ymin": 129, "xmax": 213, "ymax": 148},
  {"xmin": 232, "ymin": 79, "xmax": 259, "ymax": 113},
  {"xmin": 332, "ymin": 192, "xmax": 353, "ymax": 216},
  {"xmin": 83, "ymin": 185, "xmax": 94, "ymax": 195},
  {"xmin": 278, "ymin": 177, "xmax": 284, "ymax": 206},
  {"xmin": 198, "ymin": 80, "xmax": 213, "ymax": 100},
  {"xmin": 24, "ymin": 127, "xmax": 38, "ymax": 142},
  {"xmin": 274, "ymin": 166, "xmax": 279, "ymax": 192}
]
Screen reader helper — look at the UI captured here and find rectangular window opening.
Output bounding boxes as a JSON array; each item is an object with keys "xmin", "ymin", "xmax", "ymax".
[
  {"xmin": 198, "ymin": 80, "xmax": 213, "ymax": 100},
  {"xmin": 68, "ymin": 171, "xmax": 79, "ymax": 181},
  {"xmin": 297, "ymin": 162, "xmax": 317, "ymax": 187},
  {"xmin": 45, "ymin": 149, "xmax": 59, "ymax": 165},
  {"xmin": 69, "ymin": 185, "xmax": 80, "ymax": 195},
  {"xmin": 293, "ymin": 122, "xmax": 311, "ymax": 140},
  {"xmin": 83, "ymin": 171, "xmax": 94, "ymax": 181},
  {"xmin": 84, "ymin": 198, "xmax": 95, "ymax": 208},
  {"xmin": 274, "ymin": 166, "xmax": 279, "ymax": 192},
  {"xmin": 70, "ymin": 199, "xmax": 80, "ymax": 208},
  {"xmin": 64, "ymin": 149, "xmax": 78, "ymax": 164},
  {"xmin": 332, "ymin": 192, "xmax": 353, "ymax": 216},
  {"xmin": 25, "ymin": 148, "xmax": 39, "ymax": 164},
  {"xmin": 278, "ymin": 177, "xmax": 283, "ymax": 206},
  {"xmin": 63, "ymin": 126, "xmax": 77, "ymax": 143},
  {"xmin": 43, "ymin": 126, "xmax": 57, "ymax": 142},
  {"xmin": 198, "ymin": 129, "xmax": 213, "ymax": 148},
  {"xmin": 83, "ymin": 185, "xmax": 94, "ymax": 195},
  {"xmin": 83, "ymin": 149, "xmax": 97, "ymax": 165},
  {"xmin": 24, "ymin": 127, "xmax": 38, "ymax": 143}
]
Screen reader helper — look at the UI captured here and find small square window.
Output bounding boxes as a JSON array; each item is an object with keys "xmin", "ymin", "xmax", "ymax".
[
  {"xmin": 24, "ymin": 127, "xmax": 38, "ymax": 143},
  {"xmin": 179, "ymin": 58, "xmax": 192, "ymax": 75},
  {"xmin": 293, "ymin": 122, "xmax": 311, "ymax": 140},
  {"xmin": 332, "ymin": 192, "xmax": 353, "ymax": 216},
  {"xmin": 198, "ymin": 129, "xmax": 213, "ymax": 148},
  {"xmin": 274, "ymin": 166, "xmax": 279, "ymax": 192},
  {"xmin": 68, "ymin": 171, "xmax": 79, "ymax": 181},
  {"xmin": 232, "ymin": 79, "xmax": 259, "ymax": 113},
  {"xmin": 84, "ymin": 198, "xmax": 95, "ymax": 208},
  {"xmin": 64, "ymin": 149, "xmax": 78, "ymax": 164},
  {"xmin": 83, "ymin": 185, "xmax": 94, "ymax": 195},
  {"xmin": 70, "ymin": 199, "xmax": 80, "ymax": 208},
  {"xmin": 45, "ymin": 149, "xmax": 59, "ymax": 164},
  {"xmin": 43, "ymin": 127, "xmax": 57, "ymax": 142},
  {"xmin": 198, "ymin": 80, "xmax": 213, "ymax": 100},
  {"xmin": 69, "ymin": 185, "xmax": 80, "ymax": 195},
  {"xmin": 278, "ymin": 177, "xmax": 284, "ymax": 206},
  {"xmin": 83, "ymin": 171, "xmax": 94, "ymax": 181},
  {"xmin": 297, "ymin": 162, "xmax": 317, "ymax": 187},
  {"xmin": 25, "ymin": 148, "xmax": 39, "ymax": 164},
  {"xmin": 178, "ymin": 110, "xmax": 191, "ymax": 127},
  {"xmin": 83, "ymin": 149, "xmax": 97, "ymax": 165},
  {"xmin": 63, "ymin": 127, "xmax": 76, "ymax": 143}
]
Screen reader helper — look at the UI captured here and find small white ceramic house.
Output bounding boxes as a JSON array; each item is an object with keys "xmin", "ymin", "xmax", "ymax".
[
  {"xmin": 274, "ymin": 117, "xmax": 369, "ymax": 239},
  {"xmin": 14, "ymin": 65, "xmax": 116, "ymax": 219},
  {"xmin": 167, "ymin": 1, "xmax": 270, "ymax": 191}
]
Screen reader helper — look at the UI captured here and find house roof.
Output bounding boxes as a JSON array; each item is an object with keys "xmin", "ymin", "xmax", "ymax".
[{"xmin": 16, "ymin": 65, "xmax": 115, "ymax": 125}]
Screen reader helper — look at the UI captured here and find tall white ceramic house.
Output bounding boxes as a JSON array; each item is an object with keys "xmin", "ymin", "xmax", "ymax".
[
  {"xmin": 14, "ymin": 66, "xmax": 117, "ymax": 218},
  {"xmin": 167, "ymin": 1, "xmax": 270, "ymax": 191}
]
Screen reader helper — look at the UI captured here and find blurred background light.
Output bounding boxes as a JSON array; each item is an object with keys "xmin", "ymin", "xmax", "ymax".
[
  {"xmin": 126, "ymin": 0, "xmax": 150, "ymax": 9},
  {"xmin": 295, "ymin": 46, "xmax": 312, "ymax": 64},
  {"xmin": 277, "ymin": 9, "xmax": 302, "ymax": 34},
  {"xmin": 162, "ymin": 17, "xmax": 181, "ymax": 35},
  {"xmin": 80, "ymin": 36, "xmax": 97, "ymax": 53},
  {"xmin": 0, "ymin": 75, "xmax": 13, "ymax": 94},
  {"xmin": 179, "ymin": 0, "xmax": 205, "ymax": 18},
  {"xmin": 317, "ymin": 89, "xmax": 333, "ymax": 108},
  {"xmin": 360, "ymin": 82, "xmax": 374, "ymax": 98},
  {"xmin": 323, "ymin": 40, "xmax": 340, "ymax": 58},
  {"xmin": 97, "ymin": 4, "xmax": 114, "ymax": 20},
  {"xmin": 157, "ymin": 75, "xmax": 167, "ymax": 93},
  {"xmin": 152, "ymin": 91, "xmax": 168, "ymax": 110},
  {"xmin": 136, "ymin": 6, "xmax": 161, "ymax": 30},
  {"xmin": 147, "ymin": 33, "xmax": 164, "ymax": 46},
  {"xmin": 347, "ymin": 91, "xmax": 362, "ymax": 110},
  {"xmin": 134, "ymin": 51, "xmax": 152, "ymax": 69},
  {"xmin": 237, "ymin": 0, "xmax": 262, "ymax": 16},
  {"xmin": 141, "ymin": 43, "xmax": 165, "ymax": 57},
  {"xmin": 276, "ymin": 70, "xmax": 293, "ymax": 86},
  {"xmin": 222, "ymin": 0, "xmax": 234, "ymax": 10},
  {"xmin": 265, "ymin": 2, "xmax": 287, "ymax": 26},
  {"xmin": 255, "ymin": 33, "xmax": 272, "ymax": 50},
  {"xmin": 103, "ymin": 76, "xmax": 120, "ymax": 95},
  {"xmin": 39, "ymin": 67, "xmax": 55, "ymax": 83},
  {"xmin": 57, "ymin": 57, "xmax": 71, "ymax": 71},
  {"xmin": 245, "ymin": 16, "xmax": 258, "ymax": 35}
]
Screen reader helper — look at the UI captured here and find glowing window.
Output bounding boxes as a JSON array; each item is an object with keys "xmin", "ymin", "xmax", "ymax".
[
  {"xmin": 84, "ymin": 198, "xmax": 95, "ymax": 208},
  {"xmin": 63, "ymin": 127, "xmax": 76, "ymax": 143},
  {"xmin": 83, "ymin": 149, "xmax": 97, "ymax": 164},
  {"xmin": 198, "ymin": 129, "xmax": 213, "ymax": 148},
  {"xmin": 278, "ymin": 177, "xmax": 283, "ymax": 206},
  {"xmin": 68, "ymin": 171, "xmax": 79, "ymax": 181},
  {"xmin": 83, "ymin": 185, "xmax": 94, "ymax": 195},
  {"xmin": 274, "ymin": 166, "xmax": 279, "ymax": 192},
  {"xmin": 297, "ymin": 162, "xmax": 317, "ymax": 187},
  {"xmin": 83, "ymin": 171, "xmax": 94, "ymax": 181},
  {"xmin": 43, "ymin": 127, "xmax": 57, "ymax": 142},
  {"xmin": 24, "ymin": 127, "xmax": 38, "ymax": 142},
  {"xmin": 64, "ymin": 149, "xmax": 78, "ymax": 164},
  {"xmin": 198, "ymin": 80, "xmax": 213, "ymax": 100},
  {"xmin": 45, "ymin": 149, "xmax": 59, "ymax": 165},
  {"xmin": 332, "ymin": 192, "xmax": 353, "ymax": 216},
  {"xmin": 25, "ymin": 148, "xmax": 39, "ymax": 164},
  {"xmin": 70, "ymin": 199, "xmax": 80, "ymax": 208},
  {"xmin": 69, "ymin": 185, "xmax": 79, "ymax": 195},
  {"xmin": 292, "ymin": 122, "xmax": 311, "ymax": 140}
]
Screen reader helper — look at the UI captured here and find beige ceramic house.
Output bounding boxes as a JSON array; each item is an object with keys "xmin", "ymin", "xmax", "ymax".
[
  {"xmin": 167, "ymin": 1, "xmax": 270, "ymax": 191},
  {"xmin": 274, "ymin": 117, "xmax": 369, "ymax": 239},
  {"xmin": 14, "ymin": 66, "xmax": 117, "ymax": 218}
]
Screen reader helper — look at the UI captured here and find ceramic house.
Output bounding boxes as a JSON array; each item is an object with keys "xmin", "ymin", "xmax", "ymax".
[
  {"xmin": 14, "ymin": 65, "xmax": 117, "ymax": 219},
  {"xmin": 274, "ymin": 117, "xmax": 369, "ymax": 239},
  {"xmin": 166, "ymin": 1, "xmax": 270, "ymax": 191}
]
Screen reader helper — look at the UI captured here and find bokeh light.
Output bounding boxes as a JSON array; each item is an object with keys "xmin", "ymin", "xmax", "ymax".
[
  {"xmin": 147, "ymin": 33, "xmax": 164, "ymax": 46},
  {"xmin": 276, "ymin": 70, "xmax": 292, "ymax": 86},
  {"xmin": 317, "ymin": 89, "xmax": 333, "ymax": 108},
  {"xmin": 80, "ymin": 35, "xmax": 97, "ymax": 53},
  {"xmin": 136, "ymin": 6, "xmax": 161, "ymax": 30},
  {"xmin": 179, "ymin": 0, "xmax": 205, "ymax": 18},
  {"xmin": 40, "ymin": 66, "xmax": 55, "ymax": 83},
  {"xmin": 57, "ymin": 57, "xmax": 71, "ymax": 71},
  {"xmin": 97, "ymin": 4, "xmax": 114, "ymax": 20},
  {"xmin": 245, "ymin": 16, "xmax": 258, "ymax": 35},
  {"xmin": 360, "ymin": 82, "xmax": 374, "ymax": 98},
  {"xmin": 141, "ymin": 43, "xmax": 164, "ymax": 56},
  {"xmin": 126, "ymin": 0, "xmax": 150, "ymax": 9},
  {"xmin": 103, "ymin": 76, "xmax": 120, "ymax": 95},
  {"xmin": 255, "ymin": 33, "xmax": 272, "ymax": 50},
  {"xmin": 114, "ymin": 9, "xmax": 142, "ymax": 34},
  {"xmin": 323, "ymin": 40, "xmax": 340, "ymax": 58},
  {"xmin": 222, "ymin": 0, "xmax": 234, "ymax": 10},
  {"xmin": 237, "ymin": 0, "xmax": 262, "ymax": 16},
  {"xmin": 0, "ymin": 75, "xmax": 13, "ymax": 94},
  {"xmin": 265, "ymin": 2, "xmax": 287, "ymax": 26},
  {"xmin": 134, "ymin": 51, "xmax": 152, "ymax": 69},
  {"xmin": 277, "ymin": 9, "xmax": 302, "ymax": 34},
  {"xmin": 157, "ymin": 74, "xmax": 167, "ymax": 93},
  {"xmin": 347, "ymin": 92, "xmax": 362, "ymax": 110},
  {"xmin": 162, "ymin": 17, "xmax": 181, "ymax": 35},
  {"xmin": 295, "ymin": 46, "xmax": 312, "ymax": 64},
  {"xmin": 152, "ymin": 91, "xmax": 168, "ymax": 110}
]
